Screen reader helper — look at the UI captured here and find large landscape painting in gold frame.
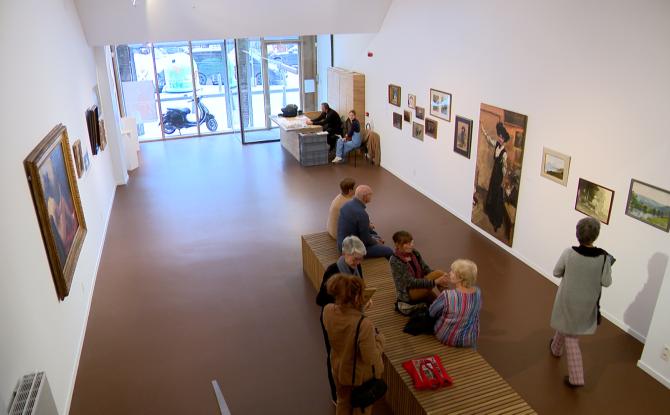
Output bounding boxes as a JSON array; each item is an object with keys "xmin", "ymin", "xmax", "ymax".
[{"xmin": 24, "ymin": 124, "xmax": 87, "ymax": 300}]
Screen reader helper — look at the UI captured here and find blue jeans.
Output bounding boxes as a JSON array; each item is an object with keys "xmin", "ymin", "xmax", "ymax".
[
  {"xmin": 336, "ymin": 132, "xmax": 361, "ymax": 158},
  {"xmin": 365, "ymin": 243, "xmax": 393, "ymax": 259}
]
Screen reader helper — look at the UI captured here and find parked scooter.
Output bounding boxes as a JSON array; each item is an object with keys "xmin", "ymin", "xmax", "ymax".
[{"xmin": 161, "ymin": 96, "xmax": 218, "ymax": 134}]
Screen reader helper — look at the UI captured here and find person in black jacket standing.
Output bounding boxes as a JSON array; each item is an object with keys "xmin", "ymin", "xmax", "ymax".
[
  {"xmin": 316, "ymin": 235, "xmax": 366, "ymax": 404},
  {"xmin": 306, "ymin": 102, "xmax": 343, "ymax": 151}
]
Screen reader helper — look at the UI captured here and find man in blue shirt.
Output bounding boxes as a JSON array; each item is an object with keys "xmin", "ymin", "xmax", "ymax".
[{"xmin": 337, "ymin": 185, "xmax": 393, "ymax": 259}]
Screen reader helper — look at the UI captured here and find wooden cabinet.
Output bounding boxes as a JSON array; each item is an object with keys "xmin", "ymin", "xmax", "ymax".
[{"xmin": 327, "ymin": 67, "xmax": 365, "ymax": 119}]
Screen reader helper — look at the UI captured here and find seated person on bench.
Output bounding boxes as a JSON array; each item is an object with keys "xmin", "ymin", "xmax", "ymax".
[
  {"xmin": 306, "ymin": 102, "xmax": 343, "ymax": 151},
  {"xmin": 337, "ymin": 185, "xmax": 393, "ymax": 259},
  {"xmin": 332, "ymin": 110, "xmax": 361, "ymax": 164},
  {"xmin": 389, "ymin": 230, "xmax": 449, "ymax": 315},
  {"xmin": 327, "ymin": 178, "xmax": 356, "ymax": 240},
  {"xmin": 429, "ymin": 259, "xmax": 482, "ymax": 348}
]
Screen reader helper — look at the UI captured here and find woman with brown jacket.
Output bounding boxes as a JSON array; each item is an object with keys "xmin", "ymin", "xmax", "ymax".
[{"xmin": 323, "ymin": 274, "xmax": 385, "ymax": 414}]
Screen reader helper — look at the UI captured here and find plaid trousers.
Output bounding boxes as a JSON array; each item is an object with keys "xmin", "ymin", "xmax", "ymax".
[{"xmin": 551, "ymin": 331, "xmax": 585, "ymax": 385}]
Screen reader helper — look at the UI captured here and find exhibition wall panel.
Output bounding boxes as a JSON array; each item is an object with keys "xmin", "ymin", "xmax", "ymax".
[
  {"xmin": 333, "ymin": 0, "xmax": 670, "ymax": 386},
  {"xmin": 0, "ymin": 0, "xmax": 119, "ymax": 412}
]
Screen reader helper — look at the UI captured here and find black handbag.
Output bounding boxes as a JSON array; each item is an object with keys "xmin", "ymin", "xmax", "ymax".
[{"xmin": 350, "ymin": 315, "xmax": 387, "ymax": 409}]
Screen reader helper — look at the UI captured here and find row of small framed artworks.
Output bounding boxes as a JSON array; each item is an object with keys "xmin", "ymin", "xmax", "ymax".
[
  {"xmin": 388, "ymin": 84, "xmax": 670, "ymax": 240},
  {"xmin": 389, "ymin": 84, "xmax": 473, "ymax": 158},
  {"xmin": 539, "ymin": 147, "xmax": 669, "ymax": 232}
]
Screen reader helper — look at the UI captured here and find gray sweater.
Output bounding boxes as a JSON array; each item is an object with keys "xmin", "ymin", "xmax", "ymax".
[{"xmin": 550, "ymin": 247, "xmax": 613, "ymax": 335}]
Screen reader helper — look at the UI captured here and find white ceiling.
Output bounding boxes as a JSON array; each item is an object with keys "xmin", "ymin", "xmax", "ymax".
[{"xmin": 74, "ymin": 0, "xmax": 392, "ymax": 45}]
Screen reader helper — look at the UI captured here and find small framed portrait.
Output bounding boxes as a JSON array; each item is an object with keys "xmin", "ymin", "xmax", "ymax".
[
  {"xmin": 412, "ymin": 122, "xmax": 424, "ymax": 141},
  {"xmin": 453, "ymin": 115, "xmax": 473, "ymax": 158},
  {"xmin": 575, "ymin": 178, "xmax": 615, "ymax": 224},
  {"xmin": 24, "ymin": 124, "xmax": 87, "ymax": 300},
  {"xmin": 388, "ymin": 84, "xmax": 401, "ymax": 107},
  {"xmin": 425, "ymin": 118, "xmax": 438, "ymax": 139},
  {"xmin": 403, "ymin": 110, "xmax": 412, "ymax": 123},
  {"xmin": 72, "ymin": 140, "xmax": 85, "ymax": 179},
  {"xmin": 415, "ymin": 106, "xmax": 425, "ymax": 120},
  {"xmin": 429, "ymin": 89, "xmax": 452, "ymax": 121},
  {"xmin": 393, "ymin": 112, "xmax": 403, "ymax": 129},
  {"xmin": 540, "ymin": 148, "xmax": 571, "ymax": 186},
  {"xmin": 408, "ymin": 94, "xmax": 416, "ymax": 109},
  {"xmin": 625, "ymin": 179, "xmax": 670, "ymax": 232}
]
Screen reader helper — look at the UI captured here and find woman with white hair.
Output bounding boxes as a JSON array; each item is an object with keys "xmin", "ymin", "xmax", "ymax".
[
  {"xmin": 429, "ymin": 259, "xmax": 482, "ymax": 348},
  {"xmin": 550, "ymin": 217, "xmax": 614, "ymax": 387},
  {"xmin": 316, "ymin": 235, "xmax": 367, "ymax": 404}
]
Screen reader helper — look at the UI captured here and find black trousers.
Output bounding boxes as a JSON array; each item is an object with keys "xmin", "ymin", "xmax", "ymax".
[{"xmin": 320, "ymin": 309, "xmax": 337, "ymax": 401}]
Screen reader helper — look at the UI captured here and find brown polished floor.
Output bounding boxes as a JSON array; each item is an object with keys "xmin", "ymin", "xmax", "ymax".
[{"xmin": 71, "ymin": 136, "xmax": 670, "ymax": 414}]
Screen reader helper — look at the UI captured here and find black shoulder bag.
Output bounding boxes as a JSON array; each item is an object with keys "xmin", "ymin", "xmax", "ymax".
[{"xmin": 350, "ymin": 315, "xmax": 387, "ymax": 409}]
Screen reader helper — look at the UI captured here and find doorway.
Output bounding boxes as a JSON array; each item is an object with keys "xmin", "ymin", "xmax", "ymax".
[{"xmin": 114, "ymin": 36, "xmax": 316, "ymax": 144}]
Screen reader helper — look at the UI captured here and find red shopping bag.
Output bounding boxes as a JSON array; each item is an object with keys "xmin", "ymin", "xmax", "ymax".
[{"xmin": 402, "ymin": 355, "xmax": 453, "ymax": 390}]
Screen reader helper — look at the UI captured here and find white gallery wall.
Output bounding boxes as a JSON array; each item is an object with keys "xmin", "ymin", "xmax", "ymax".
[
  {"xmin": 333, "ymin": 0, "xmax": 670, "ymax": 386},
  {"xmin": 0, "ymin": 0, "xmax": 120, "ymax": 412}
]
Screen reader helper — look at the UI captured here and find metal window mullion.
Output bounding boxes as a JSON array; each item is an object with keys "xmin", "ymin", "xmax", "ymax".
[
  {"xmin": 151, "ymin": 43, "xmax": 166, "ymax": 140},
  {"xmin": 188, "ymin": 41, "xmax": 201, "ymax": 136},
  {"xmin": 222, "ymin": 39, "xmax": 234, "ymax": 130},
  {"xmin": 261, "ymin": 39, "xmax": 271, "ymax": 129}
]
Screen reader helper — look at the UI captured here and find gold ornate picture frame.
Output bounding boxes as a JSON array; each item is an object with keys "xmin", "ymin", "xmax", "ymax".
[{"xmin": 24, "ymin": 124, "xmax": 87, "ymax": 300}]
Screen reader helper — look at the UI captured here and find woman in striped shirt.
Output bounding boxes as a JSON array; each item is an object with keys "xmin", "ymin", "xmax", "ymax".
[{"xmin": 429, "ymin": 259, "xmax": 482, "ymax": 347}]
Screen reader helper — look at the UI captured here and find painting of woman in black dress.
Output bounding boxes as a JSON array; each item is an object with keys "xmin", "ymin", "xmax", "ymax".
[{"xmin": 471, "ymin": 104, "xmax": 528, "ymax": 246}]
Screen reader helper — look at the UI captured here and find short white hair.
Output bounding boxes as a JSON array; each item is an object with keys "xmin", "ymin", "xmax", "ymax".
[{"xmin": 341, "ymin": 235, "xmax": 367, "ymax": 256}]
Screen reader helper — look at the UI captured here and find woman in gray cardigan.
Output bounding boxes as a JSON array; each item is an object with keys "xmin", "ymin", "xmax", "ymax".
[{"xmin": 550, "ymin": 217, "xmax": 614, "ymax": 387}]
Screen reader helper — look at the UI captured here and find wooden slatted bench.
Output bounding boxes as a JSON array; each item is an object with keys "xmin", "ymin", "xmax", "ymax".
[{"xmin": 302, "ymin": 232, "xmax": 536, "ymax": 415}]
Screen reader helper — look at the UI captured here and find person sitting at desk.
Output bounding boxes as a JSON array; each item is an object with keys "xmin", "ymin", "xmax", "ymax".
[
  {"xmin": 332, "ymin": 110, "xmax": 361, "ymax": 164},
  {"xmin": 337, "ymin": 185, "xmax": 393, "ymax": 259},
  {"xmin": 306, "ymin": 102, "xmax": 343, "ymax": 151}
]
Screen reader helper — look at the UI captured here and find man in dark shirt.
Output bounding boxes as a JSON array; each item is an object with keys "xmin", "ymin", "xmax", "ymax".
[
  {"xmin": 306, "ymin": 102, "xmax": 343, "ymax": 150},
  {"xmin": 337, "ymin": 185, "xmax": 393, "ymax": 259}
]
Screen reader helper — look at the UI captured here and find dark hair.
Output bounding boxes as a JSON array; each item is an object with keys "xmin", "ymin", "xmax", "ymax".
[
  {"xmin": 576, "ymin": 217, "xmax": 600, "ymax": 245},
  {"xmin": 392, "ymin": 230, "xmax": 413, "ymax": 246},
  {"xmin": 327, "ymin": 274, "xmax": 365, "ymax": 308},
  {"xmin": 496, "ymin": 122, "xmax": 510, "ymax": 142},
  {"xmin": 339, "ymin": 178, "xmax": 356, "ymax": 195},
  {"xmin": 321, "ymin": 102, "xmax": 330, "ymax": 111},
  {"xmin": 349, "ymin": 110, "xmax": 356, "ymax": 116}
]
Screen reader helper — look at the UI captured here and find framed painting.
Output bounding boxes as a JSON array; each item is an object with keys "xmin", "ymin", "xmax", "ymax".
[
  {"xmin": 86, "ymin": 105, "xmax": 100, "ymax": 155},
  {"xmin": 625, "ymin": 179, "xmax": 670, "ymax": 232},
  {"xmin": 408, "ymin": 94, "xmax": 416, "ymax": 109},
  {"xmin": 412, "ymin": 122, "xmax": 424, "ymax": 141},
  {"xmin": 453, "ymin": 116, "xmax": 473, "ymax": 158},
  {"xmin": 403, "ymin": 110, "xmax": 412, "ymax": 123},
  {"xmin": 99, "ymin": 119, "xmax": 107, "ymax": 151},
  {"xmin": 575, "ymin": 178, "xmax": 614, "ymax": 224},
  {"xmin": 540, "ymin": 148, "xmax": 571, "ymax": 186},
  {"xmin": 415, "ymin": 106, "xmax": 425, "ymax": 120},
  {"xmin": 388, "ymin": 84, "xmax": 401, "ymax": 107},
  {"xmin": 471, "ymin": 103, "xmax": 528, "ymax": 246},
  {"xmin": 24, "ymin": 124, "xmax": 87, "ymax": 300},
  {"xmin": 393, "ymin": 112, "xmax": 403, "ymax": 130},
  {"xmin": 72, "ymin": 140, "xmax": 84, "ymax": 179},
  {"xmin": 425, "ymin": 118, "xmax": 438, "ymax": 139},
  {"xmin": 429, "ymin": 89, "xmax": 452, "ymax": 121}
]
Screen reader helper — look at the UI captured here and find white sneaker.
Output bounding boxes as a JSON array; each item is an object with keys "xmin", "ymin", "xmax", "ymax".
[{"xmin": 332, "ymin": 157, "xmax": 342, "ymax": 163}]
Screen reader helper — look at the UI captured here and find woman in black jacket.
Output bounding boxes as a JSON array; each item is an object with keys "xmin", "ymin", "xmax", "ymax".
[{"xmin": 316, "ymin": 235, "xmax": 366, "ymax": 404}]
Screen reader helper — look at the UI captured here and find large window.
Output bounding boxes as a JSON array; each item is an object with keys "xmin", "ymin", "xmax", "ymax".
[{"xmin": 115, "ymin": 36, "xmax": 317, "ymax": 143}]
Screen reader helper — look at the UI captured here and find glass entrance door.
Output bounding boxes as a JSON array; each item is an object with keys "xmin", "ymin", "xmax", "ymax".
[{"xmin": 266, "ymin": 42, "xmax": 301, "ymax": 118}]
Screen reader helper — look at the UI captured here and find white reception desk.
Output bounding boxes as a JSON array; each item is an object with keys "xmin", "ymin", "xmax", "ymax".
[{"xmin": 270, "ymin": 115, "xmax": 323, "ymax": 162}]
